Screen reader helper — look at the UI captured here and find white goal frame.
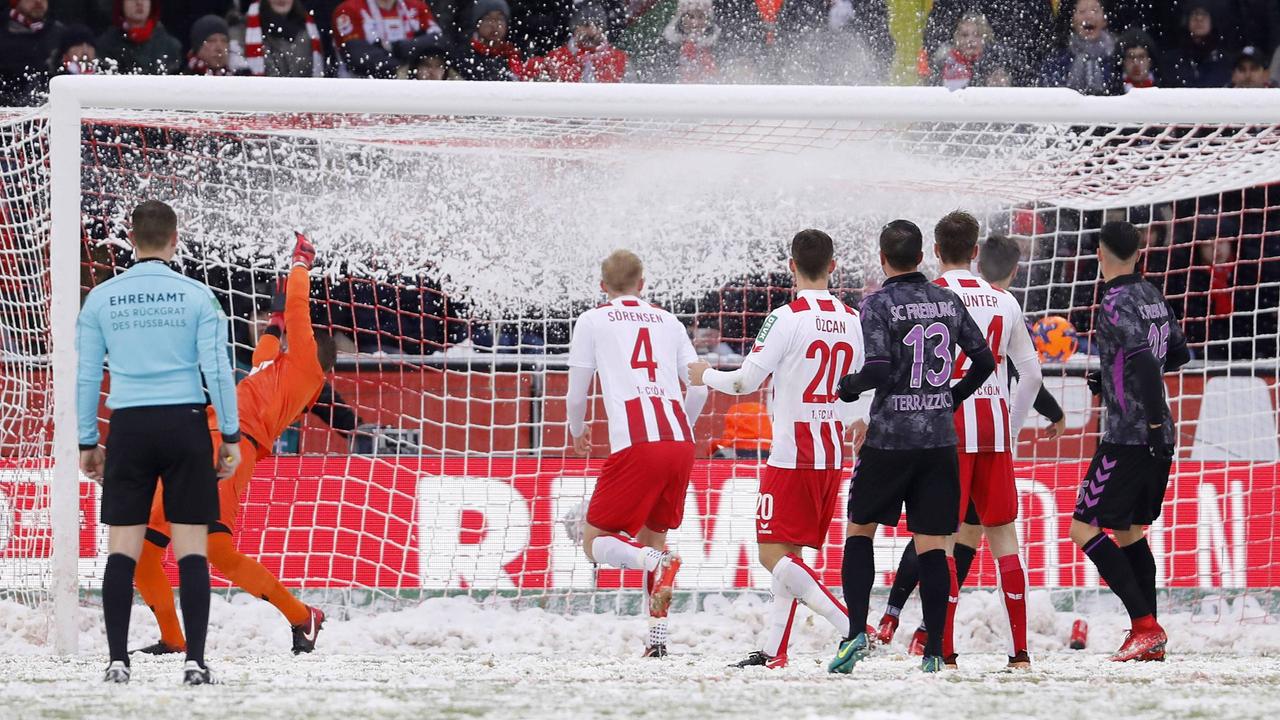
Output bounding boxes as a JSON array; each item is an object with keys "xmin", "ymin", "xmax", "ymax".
[{"xmin": 45, "ymin": 76, "xmax": 1280, "ymax": 654}]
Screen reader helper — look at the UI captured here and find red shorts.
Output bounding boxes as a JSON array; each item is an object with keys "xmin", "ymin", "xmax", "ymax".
[
  {"xmin": 957, "ymin": 451, "xmax": 1017, "ymax": 528},
  {"xmin": 587, "ymin": 441, "xmax": 695, "ymax": 536},
  {"xmin": 756, "ymin": 465, "xmax": 843, "ymax": 548}
]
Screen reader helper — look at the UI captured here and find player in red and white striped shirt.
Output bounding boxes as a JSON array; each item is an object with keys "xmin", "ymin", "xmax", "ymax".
[
  {"xmin": 930, "ymin": 212, "xmax": 1041, "ymax": 668},
  {"xmin": 690, "ymin": 230, "xmax": 867, "ymax": 668},
  {"xmin": 567, "ymin": 250, "xmax": 708, "ymax": 658}
]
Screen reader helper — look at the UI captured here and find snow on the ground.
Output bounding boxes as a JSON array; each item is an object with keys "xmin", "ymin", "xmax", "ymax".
[{"xmin": 0, "ymin": 591, "xmax": 1277, "ymax": 719}]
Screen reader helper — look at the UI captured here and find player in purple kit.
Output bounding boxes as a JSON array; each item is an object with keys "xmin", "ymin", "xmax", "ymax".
[
  {"xmin": 1071, "ymin": 221, "xmax": 1189, "ymax": 662},
  {"xmin": 878, "ymin": 233, "xmax": 1067, "ymax": 662},
  {"xmin": 828, "ymin": 220, "xmax": 995, "ymax": 674}
]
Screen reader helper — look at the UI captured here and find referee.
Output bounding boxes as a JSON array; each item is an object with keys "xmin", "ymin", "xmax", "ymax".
[{"xmin": 77, "ymin": 201, "xmax": 241, "ymax": 685}]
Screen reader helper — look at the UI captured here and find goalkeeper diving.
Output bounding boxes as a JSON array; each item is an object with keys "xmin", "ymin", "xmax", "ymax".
[{"xmin": 134, "ymin": 233, "xmax": 336, "ymax": 655}]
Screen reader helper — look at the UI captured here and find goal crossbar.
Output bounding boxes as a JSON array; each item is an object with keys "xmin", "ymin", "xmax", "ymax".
[{"xmin": 46, "ymin": 77, "xmax": 1280, "ymax": 122}]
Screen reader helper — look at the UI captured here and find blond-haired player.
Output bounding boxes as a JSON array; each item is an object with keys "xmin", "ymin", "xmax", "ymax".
[{"xmin": 567, "ymin": 250, "xmax": 708, "ymax": 657}]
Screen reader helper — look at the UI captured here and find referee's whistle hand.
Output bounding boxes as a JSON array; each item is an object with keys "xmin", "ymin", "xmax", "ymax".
[
  {"xmin": 217, "ymin": 442, "xmax": 242, "ymax": 479},
  {"xmin": 79, "ymin": 447, "xmax": 104, "ymax": 483}
]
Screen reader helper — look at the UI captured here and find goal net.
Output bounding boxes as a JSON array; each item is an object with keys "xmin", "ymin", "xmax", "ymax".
[{"xmin": 3, "ymin": 79, "xmax": 1279, "ymax": 651}]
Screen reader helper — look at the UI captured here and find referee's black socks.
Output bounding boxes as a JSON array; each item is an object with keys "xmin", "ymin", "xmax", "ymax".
[
  {"xmin": 102, "ymin": 553, "xmax": 137, "ymax": 664},
  {"xmin": 177, "ymin": 554, "xmax": 211, "ymax": 666}
]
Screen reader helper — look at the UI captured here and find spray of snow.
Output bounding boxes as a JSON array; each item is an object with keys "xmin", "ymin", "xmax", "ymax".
[{"xmin": 82, "ymin": 118, "xmax": 1034, "ymax": 317}]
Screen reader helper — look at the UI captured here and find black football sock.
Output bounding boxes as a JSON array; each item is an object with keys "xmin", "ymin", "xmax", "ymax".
[
  {"xmin": 884, "ymin": 539, "xmax": 918, "ymax": 619},
  {"xmin": 1083, "ymin": 534, "xmax": 1151, "ymax": 620},
  {"xmin": 917, "ymin": 549, "xmax": 949, "ymax": 658},
  {"xmin": 842, "ymin": 535, "xmax": 874, "ymax": 640},
  {"xmin": 953, "ymin": 542, "xmax": 977, "ymax": 588},
  {"xmin": 1122, "ymin": 537, "xmax": 1158, "ymax": 619},
  {"xmin": 102, "ymin": 553, "xmax": 137, "ymax": 664},
  {"xmin": 178, "ymin": 554, "xmax": 212, "ymax": 666}
]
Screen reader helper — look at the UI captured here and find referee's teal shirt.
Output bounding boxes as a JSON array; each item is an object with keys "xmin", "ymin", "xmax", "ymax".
[{"xmin": 76, "ymin": 259, "xmax": 240, "ymax": 449}]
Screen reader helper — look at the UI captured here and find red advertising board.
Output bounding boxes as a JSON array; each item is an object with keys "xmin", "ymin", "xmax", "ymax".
[{"xmin": 0, "ymin": 459, "xmax": 1274, "ymax": 590}]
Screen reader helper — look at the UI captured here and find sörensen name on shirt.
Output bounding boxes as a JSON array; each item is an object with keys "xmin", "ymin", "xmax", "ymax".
[{"xmin": 606, "ymin": 310, "xmax": 663, "ymax": 324}]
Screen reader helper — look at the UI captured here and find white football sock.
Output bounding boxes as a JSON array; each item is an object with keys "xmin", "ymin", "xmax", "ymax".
[
  {"xmin": 590, "ymin": 535, "xmax": 663, "ymax": 571},
  {"xmin": 762, "ymin": 568, "xmax": 799, "ymax": 658},
  {"xmin": 775, "ymin": 554, "xmax": 848, "ymax": 634}
]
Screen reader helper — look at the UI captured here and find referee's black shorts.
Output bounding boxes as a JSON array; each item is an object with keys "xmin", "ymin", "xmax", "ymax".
[
  {"xmin": 101, "ymin": 404, "xmax": 219, "ymax": 526},
  {"xmin": 847, "ymin": 445, "xmax": 960, "ymax": 536}
]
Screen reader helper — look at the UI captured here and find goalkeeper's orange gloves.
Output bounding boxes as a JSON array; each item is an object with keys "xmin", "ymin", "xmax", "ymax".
[{"xmin": 292, "ymin": 231, "xmax": 315, "ymax": 269}]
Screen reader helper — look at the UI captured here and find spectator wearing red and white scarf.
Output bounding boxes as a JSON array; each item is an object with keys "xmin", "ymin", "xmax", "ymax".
[
  {"xmin": 185, "ymin": 14, "xmax": 236, "ymax": 75},
  {"xmin": 928, "ymin": 10, "xmax": 991, "ymax": 90},
  {"xmin": 97, "ymin": 0, "xmax": 182, "ymax": 75},
  {"xmin": 662, "ymin": 0, "xmax": 718, "ymax": 84},
  {"xmin": 0, "ymin": 0, "xmax": 63, "ymax": 106},
  {"xmin": 332, "ymin": 0, "xmax": 441, "ymax": 78},
  {"xmin": 1118, "ymin": 28, "xmax": 1158, "ymax": 92},
  {"xmin": 234, "ymin": 0, "xmax": 324, "ymax": 77},
  {"xmin": 453, "ymin": 0, "xmax": 523, "ymax": 82},
  {"xmin": 524, "ymin": 4, "xmax": 627, "ymax": 83}
]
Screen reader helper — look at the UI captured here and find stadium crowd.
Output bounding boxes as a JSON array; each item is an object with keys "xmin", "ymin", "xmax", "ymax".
[
  {"xmin": 2, "ymin": 0, "xmax": 1280, "ymax": 104},
  {"xmin": 2, "ymin": 2, "xmax": 1277, "ymax": 366}
]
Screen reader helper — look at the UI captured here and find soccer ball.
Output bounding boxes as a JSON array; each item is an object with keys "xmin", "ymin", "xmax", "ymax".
[{"xmin": 1031, "ymin": 315, "xmax": 1079, "ymax": 362}]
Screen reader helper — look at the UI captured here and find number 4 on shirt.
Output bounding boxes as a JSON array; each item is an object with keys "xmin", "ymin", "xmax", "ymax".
[{"xmin": 631, "ymin": 328, "xmax": 657, "ymax": 381}]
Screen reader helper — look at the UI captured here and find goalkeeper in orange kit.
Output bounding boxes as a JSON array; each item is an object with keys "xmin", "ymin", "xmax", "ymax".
[{"xmin": 134, "ymin": 232, "xmax": 337, "ymax": 656}]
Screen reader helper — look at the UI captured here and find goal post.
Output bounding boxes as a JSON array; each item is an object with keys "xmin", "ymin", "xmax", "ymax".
[{"xmin": 30, "ymin": 77, "xmax": 1280, "ymax": 654}]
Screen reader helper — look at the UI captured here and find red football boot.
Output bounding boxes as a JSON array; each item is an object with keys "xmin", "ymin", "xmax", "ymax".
[
  {"xmin": 649, "ymin": 553, "xmax": 681, "ymax": 618},
  {"xmin": 907, "ymin": 627, "xmax": 928, "ymax": 656},
  {"xmin": 1111, "ymin": 623, "xmax": 1167, "ymax": 662},
  {"xmin": 876, "ymin": 614, "xmax": 900, "ymax": 646}
]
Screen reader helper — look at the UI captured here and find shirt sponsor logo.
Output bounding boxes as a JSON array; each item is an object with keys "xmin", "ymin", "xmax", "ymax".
[{"xmin": 755, "ymin": 314, "xmax": 777, "ymax": 343}]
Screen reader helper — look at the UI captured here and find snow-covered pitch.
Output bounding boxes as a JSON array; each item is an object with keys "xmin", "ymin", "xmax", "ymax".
[{"xmin": 0, "ymin": 590, "xmax": 1276, "ymax": 720}]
